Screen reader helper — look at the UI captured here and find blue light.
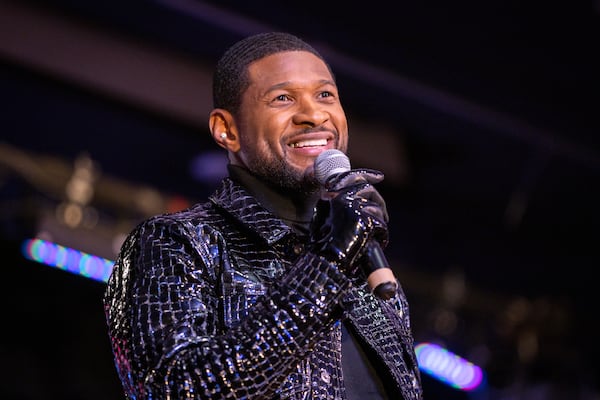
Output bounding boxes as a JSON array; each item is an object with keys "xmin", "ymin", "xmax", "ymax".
[{"xmin": 21, "ymin": 238, "xmax": 114, "ymax": 283}]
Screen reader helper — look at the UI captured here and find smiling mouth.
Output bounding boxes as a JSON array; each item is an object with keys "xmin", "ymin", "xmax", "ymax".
[{"xmin": 289, "ymin": 138, "xmax": 328, "ymax": 148}]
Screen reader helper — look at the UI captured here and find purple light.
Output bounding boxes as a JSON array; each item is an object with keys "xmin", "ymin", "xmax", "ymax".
[
  {"xmin": 415, "ymin": 342, "xmax": 484, "ymax": 391},
  {"xmin": 22, "ymin": 238, "xmax": 114, "ymax": 283}
]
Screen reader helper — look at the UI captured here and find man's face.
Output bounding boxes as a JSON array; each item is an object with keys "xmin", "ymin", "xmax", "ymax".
[{"xmin": 231, "ymin": 51, "xmax": 348, "ymax": 192}]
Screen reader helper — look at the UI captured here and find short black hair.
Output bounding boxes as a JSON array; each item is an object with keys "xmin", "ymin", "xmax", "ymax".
[{"xmin": 212, "ymin": 32, "xmax": 333, "ymax": 115}]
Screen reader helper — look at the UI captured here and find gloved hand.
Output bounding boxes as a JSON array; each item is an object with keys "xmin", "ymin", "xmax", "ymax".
[{"xmin": 310, "ymin": 168, "xmax": 389, "ymax": 274}]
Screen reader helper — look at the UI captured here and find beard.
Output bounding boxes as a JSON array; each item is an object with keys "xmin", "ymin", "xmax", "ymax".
[{"xmin": 242, "ymin": 148, "xmax": 320, "ymax": 196}]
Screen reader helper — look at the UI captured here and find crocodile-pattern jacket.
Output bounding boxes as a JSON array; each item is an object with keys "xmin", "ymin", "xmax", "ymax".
[{"xmin": 103, "ymin": 177, "xmax": 423, "ymax": 399}]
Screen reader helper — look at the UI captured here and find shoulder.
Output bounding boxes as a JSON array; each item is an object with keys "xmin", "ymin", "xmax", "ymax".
[{"xmin": 129, "ymin": 200, "xmax": 225, "ymax": 246}]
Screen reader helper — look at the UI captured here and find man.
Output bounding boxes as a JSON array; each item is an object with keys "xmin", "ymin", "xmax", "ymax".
[{"xmin": 104, "ymin": 31, "xmax": 422, "ymax": 399}]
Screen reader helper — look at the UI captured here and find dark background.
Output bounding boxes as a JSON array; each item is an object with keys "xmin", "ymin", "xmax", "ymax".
[{"xmin": 1, "ymin": 1, "xmax": 598, "ymax": 399}]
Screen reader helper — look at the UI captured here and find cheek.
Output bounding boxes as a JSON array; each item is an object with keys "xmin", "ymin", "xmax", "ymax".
[
  {"xmin": 268, "ymin": 113, "xmax": 291, "ymax": 132},
  {"xmin": 247, "ymin": 109, "xmax": 281, "ymax": 134},
  {"xmin": 335, "ymin": 118, "xmax": 349, "ymax": 150}
]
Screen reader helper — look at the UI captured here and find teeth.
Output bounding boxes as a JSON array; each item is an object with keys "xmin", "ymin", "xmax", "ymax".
[{"xmin": 290, "ymin": 139, "xmax": 327, "ymax": 148}]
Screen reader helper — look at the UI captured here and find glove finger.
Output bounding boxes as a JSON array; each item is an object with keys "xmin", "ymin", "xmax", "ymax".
[
  {"xmin": 327, "ymin": 168, "xmax": 385, "ymax": 191},
  {"xmin": 336, "ymin": 182, "xmax": 389, "ymax": 224},
  {"xmin": 354, "ymin": 185, "xmax": 389, "ymax": 223},
  {"xmin": 351, "ymin": 195, "xmax": 389, "ymax": 248},
  {"xmin": 329, "ymin": 184, "xmax": 388, "ymax": 228}
]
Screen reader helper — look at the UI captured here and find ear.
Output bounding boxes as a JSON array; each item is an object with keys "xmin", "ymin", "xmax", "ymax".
[{"xmin": 209, "ymin": 109, "xmax": 240, "ymax": 152}]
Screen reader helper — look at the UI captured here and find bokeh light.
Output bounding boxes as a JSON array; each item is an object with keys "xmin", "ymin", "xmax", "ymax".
[
  {"xmin": 415, "ymin": 342, "xmax": 484, "ymax": 391},
  {"xmin": 21, "ymin": 238, "xmax": 114, "ymax": 283}
]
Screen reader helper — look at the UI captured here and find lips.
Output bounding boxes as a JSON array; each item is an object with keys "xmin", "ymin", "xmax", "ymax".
[{"xmin": 289, "ymin": 138, "xmax": 328, "ymax": 148}]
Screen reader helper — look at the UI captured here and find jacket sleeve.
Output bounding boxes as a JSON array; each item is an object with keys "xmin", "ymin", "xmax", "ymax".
[{"xmin": 103, "ymin": 216, "xmax": 354, "ymax": 399}]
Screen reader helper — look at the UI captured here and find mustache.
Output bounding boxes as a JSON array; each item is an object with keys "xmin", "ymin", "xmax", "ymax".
[{"xmin": 290, "ymin": 126, "xmax": 337, "ymax": 136}]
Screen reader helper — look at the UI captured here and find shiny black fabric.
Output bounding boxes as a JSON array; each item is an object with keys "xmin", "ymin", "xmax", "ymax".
[{"xmin": 103, "ymin": 177, "xmax": 422, "ymax": 399}]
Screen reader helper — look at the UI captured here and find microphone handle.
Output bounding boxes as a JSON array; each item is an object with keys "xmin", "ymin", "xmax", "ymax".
[{"xmin": 364, "ymin": 241, "xmax": 397, "ymax": 300}]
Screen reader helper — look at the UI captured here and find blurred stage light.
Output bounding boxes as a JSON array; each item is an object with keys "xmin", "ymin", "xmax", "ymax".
[
  {"xmin": 415, "ymin": 342, "xmax": 484, "ymax": 391},
  {"xmin": 21, "ymin": 238, "xmax": 114, "ymax": 283}
]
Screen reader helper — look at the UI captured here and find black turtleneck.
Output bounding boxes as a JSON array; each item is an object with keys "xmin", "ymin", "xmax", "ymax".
[
  {"xmin": 227, "ymin": 164, "xmax": 319, "ymax": 236},
  {"xmin": 227, "ymin": 164, "xmax": 389, "ymax": 399}
]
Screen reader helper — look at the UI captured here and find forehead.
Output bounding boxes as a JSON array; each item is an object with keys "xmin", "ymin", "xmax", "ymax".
[{"xmin": 247, "ymin": 51, "xmax": 334, "ymax": 86}]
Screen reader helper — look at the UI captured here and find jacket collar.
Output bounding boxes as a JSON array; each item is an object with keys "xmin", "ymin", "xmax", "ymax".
[{"xmin": 209, "ymin": 177, "xmax": 298, "ymax": 245}]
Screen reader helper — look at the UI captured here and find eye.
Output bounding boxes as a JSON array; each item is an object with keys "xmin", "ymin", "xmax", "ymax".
[
  {"xmin": 274, "ymin": 94, "xmax": 291, "ymax": 102},
  {"xmin": 318, "ymin": 91, "xmax": 337, "ymax": 102}
]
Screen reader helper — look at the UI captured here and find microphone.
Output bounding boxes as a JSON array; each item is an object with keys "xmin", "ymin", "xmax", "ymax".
[{"xmin": 314, "ymin": 149, "xmax": 398, "ymax": 300}]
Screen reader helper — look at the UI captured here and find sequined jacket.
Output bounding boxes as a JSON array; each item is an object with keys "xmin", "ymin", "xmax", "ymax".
[{"xmin": 103, "ymin": 178, "xmax": 422, "ymax": 400}]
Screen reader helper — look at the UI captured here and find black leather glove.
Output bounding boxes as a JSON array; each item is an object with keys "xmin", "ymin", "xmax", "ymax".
[{"xmin": 310, "ymin": 168, "xmax": 389, "ymax": 274}]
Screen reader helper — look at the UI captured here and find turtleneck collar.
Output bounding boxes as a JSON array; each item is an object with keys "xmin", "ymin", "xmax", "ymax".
[{"xmin": 227, "ymin": 164, "xmax": 320, "ymax": 236}]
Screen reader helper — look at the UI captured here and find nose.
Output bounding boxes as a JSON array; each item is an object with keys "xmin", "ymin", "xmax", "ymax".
[{"xmin": 293, "ymin": 97, "xmax": 329, "ymax": 127}]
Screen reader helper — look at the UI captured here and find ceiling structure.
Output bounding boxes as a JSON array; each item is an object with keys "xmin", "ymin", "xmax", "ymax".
[{"xmin": 1, "ymin": 0, "xmax": 599, "ymax": 398}]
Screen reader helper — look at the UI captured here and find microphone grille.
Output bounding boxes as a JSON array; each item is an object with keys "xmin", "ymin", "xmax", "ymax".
[{"xmin": 314, "ymin": 149, "xmax": 351, "ymax": 185}]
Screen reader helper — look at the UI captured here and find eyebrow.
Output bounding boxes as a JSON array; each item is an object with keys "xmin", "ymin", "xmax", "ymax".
[{"xmin": 265, "ymin": 79, "xmax": 336, "ymax": 93}]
